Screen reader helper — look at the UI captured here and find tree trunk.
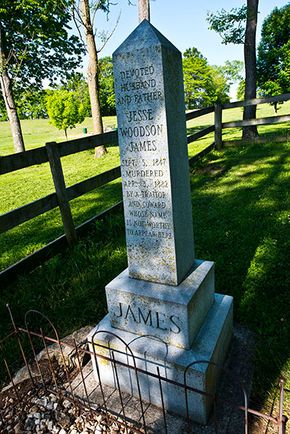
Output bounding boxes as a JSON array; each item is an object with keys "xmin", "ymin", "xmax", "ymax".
[
  {"xmin": 80, "ymin": 0, "xmax": 107, "ymax": 158},
  {"xmin": 138, "ymin": 0, "xmax": 150, "ymax": 22},
  {"xmin": 242, "ymin": 0, "xmax": 259, "ymax": 140},
  {"xmin": 0, "ymin": 27, "xmax": 25, "ymax": 153}
]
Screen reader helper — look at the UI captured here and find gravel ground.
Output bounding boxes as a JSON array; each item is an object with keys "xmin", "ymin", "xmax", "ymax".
[
  {"xmin": 1, "ymin": 388, "xmax": 140, "ymax": 433},
  {"xmin": 0, "ymin": 323, "xmax": 256, "ymax": 433}
]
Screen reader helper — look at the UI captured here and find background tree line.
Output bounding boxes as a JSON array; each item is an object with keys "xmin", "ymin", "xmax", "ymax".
[
  {"xmin": 0, "ymin": 52, "xmax": 242, "ymax": 123},
  {"xmin": 0, "ymin": 58, "xmax": 115, "ymax": 122},
  {"xmin": 0, "ymin": 1, "xmax": 289, "ymax": 151}
]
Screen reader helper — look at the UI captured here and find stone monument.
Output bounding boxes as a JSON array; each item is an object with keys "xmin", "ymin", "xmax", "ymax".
[{"xmin": 88, "ymin": 15, "xmax": 233, "ymax": 425}]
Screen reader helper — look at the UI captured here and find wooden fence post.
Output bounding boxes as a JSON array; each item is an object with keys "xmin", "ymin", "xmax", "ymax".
[
  {"xmin": 46, "ymin": 141, "xmax": 77, "ymax": 246},
  {"xmin": 214, "ymin": 103, "xmax": 223, "ymax": 150}
]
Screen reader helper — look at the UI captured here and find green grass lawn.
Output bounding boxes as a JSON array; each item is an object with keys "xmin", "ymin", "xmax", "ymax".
[
  {"xmin": 0, "ymin": 105, "xmax": 290, "ymax": 419},
  {"xmin": 0, "ymin": 137, "xmax": 289, "ymax": 421},
  {"xmin": 0, "ymin": 112, "xmax": 214, "ymax": 271},
  {"xmin": 191, "ymin": 143, "xmax": 290, "ymax": 409},
  {"xmin": 0, "ymin": 116, "xmax": 118, "ymax": 156}
]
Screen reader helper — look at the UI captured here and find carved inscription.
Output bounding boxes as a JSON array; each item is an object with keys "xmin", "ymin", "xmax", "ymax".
[
  {"xmin": 115, "ymin": 60, "xmax": 174, "ymax": 260},
  {"xmin": 113, "ymin": 302, "xmax": 181, "ymax": 334}
]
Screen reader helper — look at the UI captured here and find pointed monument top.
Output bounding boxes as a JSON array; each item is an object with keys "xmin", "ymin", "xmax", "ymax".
[{"xmin": 113, "ymin": 19, "xmax": 180, "ymax": 57}]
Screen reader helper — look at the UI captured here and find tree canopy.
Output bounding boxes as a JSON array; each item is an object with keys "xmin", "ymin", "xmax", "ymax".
[
  {"xmin": 183, "ymin": 47, "xmax": 230, "ymax": 109},
  {"xmin": 99, "ymin": 56, "xmax": 116, "ymax": 116},
  {"xmin": 257, "ymin": 4, "xmax": 290, "ymax": 96},
  {"xmin": 46, "ymin": 90, "xmax": 86, "ymax": 139},
  {"xmin": 0, "ymin": 0, "xmax": 85, "ymax": 152},
  {"xmin": 207, "ymin": 6, "xmax": 247, "ymax": 45},
  {"xmin": 215, "ymin": 60, "xmax": 244, "ymax": 86},
  {"xmin": 0, "ymin": 0, "xmax": 84, "ymax": 87}
]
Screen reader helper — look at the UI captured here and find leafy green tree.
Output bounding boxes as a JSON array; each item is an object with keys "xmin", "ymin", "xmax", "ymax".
[
  {"xmin": 63, "ymin": 72, "xmax": 91, "ymax": 117},
  {"xmin": 183, "ymin": 48, "xmax": 230, "ymax": 109},
  {"xmin": 183, "ymin": 48, "xmax": 210, "ymax": 109},
  {"xmin": 208, "ymin": 66, "xmax": 231, "ymax": 104},
  {"xmin": 46, "ymin": 90, "xmax": 85, "ymax": 139},
  {"xmin": 16, "ymin": 88, "xmax": 48, "ymax": 120},
  {"xmin": 215, "ymin": 60, "xmax": 244, "ymax": 86},
  {"xmin": 237, "ymin": 80, "xmax": 245, "ymax": 101},
  {"xmin": 257, "ymin": 4, "xmax": 290, "ymax": 97},
  {"xmin": 208, "ymin": 1, "xmax": 259, "ymax": 140},
  {"xmin": 61, "ymin": 64, "xmax": 116, "ymax": 120},
  {"xmin": 0, "ymin": 0, "xmax": 84, "ymax": 152},
  {"xmin": 207, "ymin": 6, "xmax": 247, "ymax": 45}
]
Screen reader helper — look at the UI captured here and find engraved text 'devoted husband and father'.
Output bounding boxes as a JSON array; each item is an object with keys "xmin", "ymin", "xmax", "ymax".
[{"xmin": 113, "ymin": 20, "xmax": 194, "ymax": 286}]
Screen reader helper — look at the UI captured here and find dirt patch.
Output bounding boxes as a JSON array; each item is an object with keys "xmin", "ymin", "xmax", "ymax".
[{"xmin": 195, "ymin": 163, "xmax": 226, "ymax": 177}]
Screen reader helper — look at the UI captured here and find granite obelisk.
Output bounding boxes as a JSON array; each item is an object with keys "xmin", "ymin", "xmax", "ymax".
[{"xmin": 89, "ymin": 14, "xmax": 233, "ymax": 425}]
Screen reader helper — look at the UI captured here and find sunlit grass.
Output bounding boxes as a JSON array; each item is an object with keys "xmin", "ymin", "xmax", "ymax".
[
  {"xmin": 1, "ymin": 138, "xmax": 289, "ymax": 420},
  {"xmin": 0, "ymin": 112, "xmax": 289, "ymax": 423},
  {"xmin": 0, "ymin": 111, "xmax": 216, "ymax": 271},
  {"xmin": 0, "ymin": 116, "xmax": 117, "ymax": 156}
]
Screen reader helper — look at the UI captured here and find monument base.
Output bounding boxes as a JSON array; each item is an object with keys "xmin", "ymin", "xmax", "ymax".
[
  {"xmin": 88, "ymin": 293, "xmax": 233, "ymax": 425},
  {"xmin": 106, "ymin": 260, "xmax": 215, "ymax": 349}
]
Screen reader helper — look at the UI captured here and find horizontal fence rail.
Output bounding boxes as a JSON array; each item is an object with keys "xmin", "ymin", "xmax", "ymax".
[
  {"xmin": 0, "ymin": 146, "xmax": 48, "ymax": 175},
  {"xmin": 223, "ymin": 114, "xmax": 290, "ymax": 129},
  {"xmin": 214, "ymin": 92, "xmax": 290, "ymax": 149},
  {"xmin": 0, "ymin": 193, "xmax": 58, "ymax": 234},
  {"xmin": 185, "ymin": 106, "xmax": 214, "ymax": 120},
  {"xmin": 66, "ymin": 166, "xmax": 121, "ymax": 202},
  {"xmin": 0, "ymin": 130, "xmax": 118, "ymax": 175},
  {"xmin": 58, "ymin": 130, "xmax": 118, "ymax": 157},
  {"xmin": 222, "ymin": 92, "xmax": 290, "ymax": 109},
  {"xmin": 187, "ymin": 125, "xmax": 215, "ymax": 143},
  {"xmin": 0, "ymin": 92, "xmax": 289, "ymax": 284}
]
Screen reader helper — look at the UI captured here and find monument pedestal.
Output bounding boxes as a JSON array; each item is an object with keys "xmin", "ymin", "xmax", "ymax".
[
  {"xmin": 88, "ymin": 261, "xmax": 233, "ymax": 424},
  {"xmin": 106, "ymin": 260, "xmax": 215, "ymax": 349},
  {"xmin": 88, "ymin": 295, "xmax": 233, "ymax": 424}
]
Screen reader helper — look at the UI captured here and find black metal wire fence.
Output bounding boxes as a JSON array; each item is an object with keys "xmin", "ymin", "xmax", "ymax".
[{"xmin": 0, "ymin": 307, "xmax": 288, "ymax": 433}]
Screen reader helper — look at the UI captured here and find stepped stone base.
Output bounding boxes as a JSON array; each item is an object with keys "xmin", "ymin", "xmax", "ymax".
[
  {"xmin": 106, "ymin": 260, "xmax": 215, "ymax": 349},
  {"xmin": 88, "ymin": 293, "xmax": 233, "ymax": 424}
]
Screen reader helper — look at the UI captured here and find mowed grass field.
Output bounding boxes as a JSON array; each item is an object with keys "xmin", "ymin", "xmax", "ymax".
[
  {"xmin": 1, "ymin": 101, "xmax": 290, "ymax": 272},
  {"xmin": 0, "ymin": 103, "xmax": 289, "ymax": 421},
  {"xmin": 0, "ymin": 111, "xmax": 215, "ymax": 270}
]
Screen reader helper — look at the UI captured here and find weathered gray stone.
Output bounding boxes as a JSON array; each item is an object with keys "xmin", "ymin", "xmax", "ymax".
[
  {"xmin": 113, "ymin": 20, "xmax": 194, "ymax": 286},
  {"xmin": 88, "ymin": 293, "xmax": 233, "ymax": 425},
  {"xmin": 88, "ymin": 18, "xmax": 234, "ymax": 426},
  {"xmin": 106, "ymin": 260, "xmax": 215, "ymax": 349}
]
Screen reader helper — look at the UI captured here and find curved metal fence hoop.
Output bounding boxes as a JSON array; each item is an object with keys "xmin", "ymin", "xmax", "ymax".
[
  {"xmin": 90, "ymin": 328, "xmax": 140, "ymax": 431},
  {"xmin": 24, "ymin": 309, "xmax": 77, "ymax": 405},
  {"xmin": 127, "ymin": 333, "xmax": 169, "ymax": 363},
  {"xmin": 91, "ymin": 329, "xmax": 136, "ymax": 359},
  {"xmin": 183, "ymin": 359, "xmax": 249, "ymax": 431},
  {"xmin": 24, "ymin": 309, "xmax": 61, "ymax": 342},
  {"xmin": 127, "ymin": 333, "xmax": 169, "ymax": 433}
]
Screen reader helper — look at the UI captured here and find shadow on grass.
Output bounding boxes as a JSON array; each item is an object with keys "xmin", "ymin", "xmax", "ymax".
[
  {"xmin": 0, "ymin": 211, "xmax": 127, "ymax": 383},
  {"xmin": 1, "ymin": 141, "xmax": 289, "ymax": 414},
  {"xmin": 190, "ymin": 142, "xmax": 290, "ymax": 407}
]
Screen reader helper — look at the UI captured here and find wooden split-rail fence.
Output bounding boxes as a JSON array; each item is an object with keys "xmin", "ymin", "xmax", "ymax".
[{"xmin": 0, "ymin": 92, "xmax": 289, "ymax": 284}]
